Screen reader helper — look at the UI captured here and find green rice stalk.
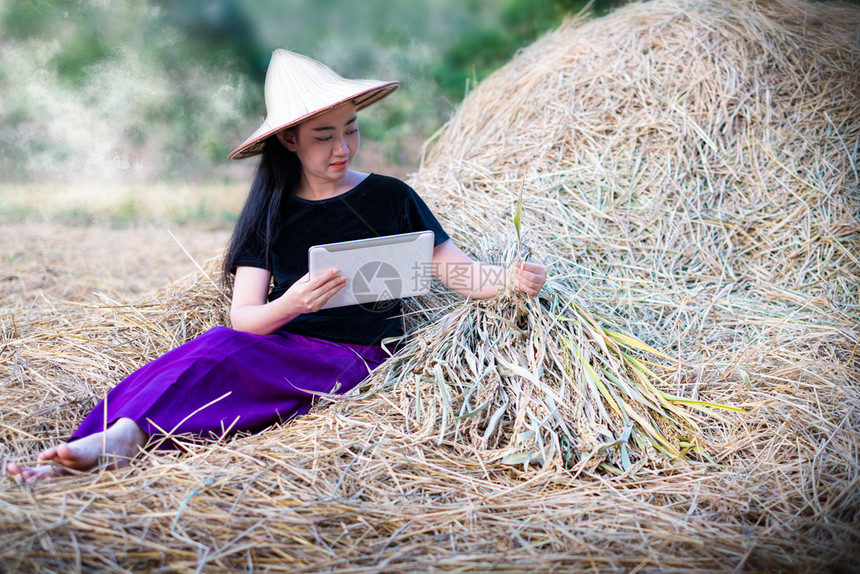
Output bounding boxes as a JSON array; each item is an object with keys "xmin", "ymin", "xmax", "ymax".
[{"xmin": 358, "ymin": 234, "xmax": 742, "ymax": 474}]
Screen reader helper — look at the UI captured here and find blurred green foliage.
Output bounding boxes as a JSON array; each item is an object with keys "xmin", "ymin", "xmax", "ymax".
[
  {"xmin": 436, "ymin": 0, "xmax": 621, "ymax": 100},
  {"xmin": 0, "ymin": 0, "xmax": 616, "ymax": 183}
]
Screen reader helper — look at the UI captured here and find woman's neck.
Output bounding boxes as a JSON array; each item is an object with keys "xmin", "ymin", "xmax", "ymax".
[{"xmin": 295, "ymin": 170, "xmax": 367, "ymax": 201}]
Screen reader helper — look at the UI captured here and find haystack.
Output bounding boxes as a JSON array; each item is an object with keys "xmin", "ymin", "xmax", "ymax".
[{"xmin": 1, "ymin": 0, "xmax": 858, "ymax": 571}]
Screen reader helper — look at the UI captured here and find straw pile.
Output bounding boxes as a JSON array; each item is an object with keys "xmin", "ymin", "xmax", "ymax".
[{"xmin": 2, "ymin": 0, "xmax": 858, "ymax": 571}]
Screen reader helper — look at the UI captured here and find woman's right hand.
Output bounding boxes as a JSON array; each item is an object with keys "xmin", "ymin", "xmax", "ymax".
[
  {"xmin": 230, "ymin": 266, "xmax": 346, "ymax": 335},
  {"xmin": 282, "ymin": 269, "xmax": 347, "ymax": 314}
]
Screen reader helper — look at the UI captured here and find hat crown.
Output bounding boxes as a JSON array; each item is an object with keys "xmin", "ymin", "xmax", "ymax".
[{"xmin": 264, "ymin": 50, "xmax": 349, "ymax": 119}]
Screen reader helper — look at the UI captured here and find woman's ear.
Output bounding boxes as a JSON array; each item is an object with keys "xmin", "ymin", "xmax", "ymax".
[{"xmin": 277, "ymin": 129, "xmax": 297, "ymax": 151}]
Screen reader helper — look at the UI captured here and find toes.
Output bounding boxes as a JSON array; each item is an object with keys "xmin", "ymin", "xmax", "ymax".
[
  {"xmin": 6, "ymin": 463, "xmax": 45, "ymax": 484},
  {"xmin": 24, "ymin": 466, "xmax": 61, "ymax": 484},
  {"xmin": 55, "ymin": 443, "xmax": 73, "ymax": 461},
  {"xmin": 37, "ymin": 446, "xmax": 59, "ymax": 462},
  {"xmin": 6, "ymin": 462, "xmax": 22, "ymax": 482}
]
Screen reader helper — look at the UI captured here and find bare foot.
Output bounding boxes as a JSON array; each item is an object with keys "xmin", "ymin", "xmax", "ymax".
[{"xmin": 7, "ymin": 418, "xmax": 148, "ymax": 484}]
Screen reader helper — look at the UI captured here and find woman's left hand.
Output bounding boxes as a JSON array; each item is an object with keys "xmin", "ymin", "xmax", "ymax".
[{"xmin": 509, "ymin": 261, "xmax": 547, "ymax": 296}]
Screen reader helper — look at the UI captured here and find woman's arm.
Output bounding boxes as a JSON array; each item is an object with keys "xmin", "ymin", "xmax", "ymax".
[
  {"xmin": 431, "ymin": 240, "xmax": 546, "ymax": 299},
  {"xmin": 230, "ymin": 266, "xmax": 346, "ymax": 335}
]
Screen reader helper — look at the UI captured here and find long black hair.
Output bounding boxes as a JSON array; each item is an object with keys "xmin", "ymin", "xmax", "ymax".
[{"xmin": 222, "ymin": 135, "xmax": 301, "ymax": 289}]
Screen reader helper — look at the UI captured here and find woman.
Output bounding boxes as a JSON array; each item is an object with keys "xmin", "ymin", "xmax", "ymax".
[{"xmin": 7, "ymin": 50, "xmax": 547, "ymax": 483}]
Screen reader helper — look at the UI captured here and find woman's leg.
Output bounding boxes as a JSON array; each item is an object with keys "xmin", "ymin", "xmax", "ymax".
[
  {"xmin": 6, "ymin": 329, "xmax": 389, "ymax": 482},
  {"xmin": 6, "ymin": 417, "xmax": 148, "ymax": 483}
]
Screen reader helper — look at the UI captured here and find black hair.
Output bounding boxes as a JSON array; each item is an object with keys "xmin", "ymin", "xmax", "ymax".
[{"xmin": 221, "ymin": 135, "xmax": 301, "ymax": 289}]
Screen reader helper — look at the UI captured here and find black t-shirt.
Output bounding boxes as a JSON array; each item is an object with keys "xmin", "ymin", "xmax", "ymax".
[{"xmin": 233, "ymin": 174, "xmax": 449, "ymax": 345}]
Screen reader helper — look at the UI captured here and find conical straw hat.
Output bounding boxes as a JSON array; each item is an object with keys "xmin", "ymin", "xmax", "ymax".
[{"xmin": 228, "ymin": 50, "xmax": 399, "ymax": 160}]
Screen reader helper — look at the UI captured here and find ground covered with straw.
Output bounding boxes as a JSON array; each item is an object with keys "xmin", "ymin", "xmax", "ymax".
[{"xmin": 2, "ymin": 0, "xmax": 859, "ymax": 571}]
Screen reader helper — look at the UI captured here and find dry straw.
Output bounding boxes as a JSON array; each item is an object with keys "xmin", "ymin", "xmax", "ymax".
[{"xmin": 2, "ymin": 0, "xmax": 859, "ymax": 571}]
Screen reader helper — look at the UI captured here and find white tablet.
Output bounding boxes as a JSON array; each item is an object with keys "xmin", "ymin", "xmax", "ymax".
[{"xmin": 308, "ymin": 230, "xmax": 435, "ymax": 309}]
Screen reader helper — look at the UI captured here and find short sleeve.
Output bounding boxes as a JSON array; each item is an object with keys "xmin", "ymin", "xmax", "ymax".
[
  {"xmin": 402, "ymin": 187, "xmax": 450, "ymax": 246},
  {"xmin": 230, "ymin": 245, "xmax": 269, "ymax": 274}
]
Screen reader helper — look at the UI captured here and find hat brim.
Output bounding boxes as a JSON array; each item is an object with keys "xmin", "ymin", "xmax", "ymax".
[{"xmin": 228, "ymin": 82, "xmax": 399, "ymax": 160}]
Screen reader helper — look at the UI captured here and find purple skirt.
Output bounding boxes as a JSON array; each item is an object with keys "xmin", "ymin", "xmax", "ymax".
[{"xmin": 71, "ymin": 326, "xmax": 390, "ymax": 448}]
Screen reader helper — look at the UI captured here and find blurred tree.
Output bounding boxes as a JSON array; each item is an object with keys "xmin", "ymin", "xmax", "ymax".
[
  {"xmin": 434, "ymin": 0, "xmax": 624, "ymax": 101},
  {"xmin": 1, "ymin": 0, "xmax": 63, "ymax": 38},
  {"xmin": 150, "ymin": 0, "xmax": 267, "ymax": 82},
  {"xmin": 0, "ymin": 0, "xmax": 260, "ymax": 181},
  {"xmin": 228, "ymin": 0, "xmax": 496, "ymax": 167},
  {"xmin": 0, "ymin": 0, "xmax": 621, "ymax": 183},
  {"xmin": 2, "ymin": 1, "xmax": 110, "ymax": 86}
]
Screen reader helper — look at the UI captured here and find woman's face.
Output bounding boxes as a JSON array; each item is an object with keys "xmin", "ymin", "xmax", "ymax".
[{"xmin": 277, "ymin": 102, "xmax": 360, "ymax": 183}]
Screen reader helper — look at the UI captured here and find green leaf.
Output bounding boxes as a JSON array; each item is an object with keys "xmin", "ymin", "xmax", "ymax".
[
  {"xmin": 501, "ymin": 452, "xmax": 531, "ymax": 465},
  {"xmin": 513, "ymin": 178, "xmax": 525, "ymax": 250},
  {"xmin": 603, "ymin": 328, "xmax": 671, "ymax": 359},
  {"xmin": 662, "ymin": 394, "xmax": 747, "ymax": 414}
]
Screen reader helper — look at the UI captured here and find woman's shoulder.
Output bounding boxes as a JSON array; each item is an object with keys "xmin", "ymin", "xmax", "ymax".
[
  {"xmin": 352, "ymin": 173, "xmax": 418, "ymax": 201},
  {"xmin": 364, "ymin": 172, "xmax": 412, "ymax": 190}
]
